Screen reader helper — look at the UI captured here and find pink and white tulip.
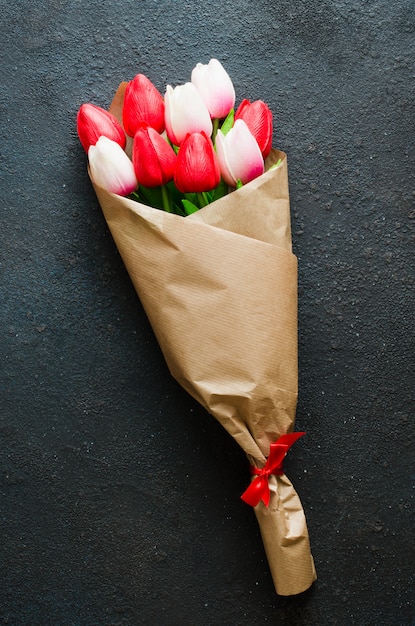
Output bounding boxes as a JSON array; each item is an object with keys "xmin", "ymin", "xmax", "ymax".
[
  {"xmin": 88, "ymin": 136, "xmax": 137, "ymax": 196},
  {"xmin": 191, "ymin": 58, "xmax": 235, "ymax": 119},
  {"xmin": 164, "ymin": 82, "xmax": 213, "ymax": 145},
  {"xmin": 215, "ymin": 119, "xmax": 264, "ymax": 187}
]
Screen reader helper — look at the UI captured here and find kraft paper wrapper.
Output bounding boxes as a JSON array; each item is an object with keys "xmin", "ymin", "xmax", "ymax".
[{"xmin": 88, "ymin": 83, "xmax": 316, "ymax": 595}]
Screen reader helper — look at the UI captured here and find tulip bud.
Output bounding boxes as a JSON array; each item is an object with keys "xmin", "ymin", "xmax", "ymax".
[
  {"xmin": 174, "ymin": 132, "xmax": 220, "ymax": 193},
  {"xmin": 123, "ymin": 74, "xmax": 165, "ymax": 137},
  {"xmin": 215, "ymin": 119, "xmax": 264, "ymax": 187},
  {"xmin": 77, "ymin": 103, "xmax": 126, "ymax": 153},
  {"xmin": 234, "ymin": 99, "xmax": 273, "ymax": 158},
  {"xmin": 164, "ymin": 83, "xmax": 213, "ymax": 146},
  {"xmin": 88, "ymin": 136, "xmax": 138, "ymax": 196},
  {"xmin": 132, "ymin": 127, "xmax": 177, "ymax": 188},
  {"xmin": 191, "ymin": 58, "xmax": 236, "ymax": 119}
]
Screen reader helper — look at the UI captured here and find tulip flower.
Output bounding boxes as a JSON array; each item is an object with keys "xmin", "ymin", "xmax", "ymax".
[
  {"xmin": 123, "ymin": 74, "xmax": 165, "ymax": 137},
  {"xmin": 132, "ymin": 127, "xmax": 177, "ymax": 188},
  {"xmin": 215, "ymin": 119, "xmax": 264, "ymax": 187},
  {"xmin": 174, "ymin": 132, "xmax": 220, "ymax": 194},
  {"xmin": 191, "ymin": 58, "xmax": 235, "ymax": 120},
  {"xmin": 88, "ymin": 136, "xmax": 138, "ymax": 196},
  {"xmin": 164, "ymin": 83, "xmax": 213, "ymax": 146},
  {"xmin": 77, "ymin": 103, "xmax": 126, "ymax": 153},
  {"xmin": 234, "ymin": 99, "xmax": 273, "ymax": 159}
]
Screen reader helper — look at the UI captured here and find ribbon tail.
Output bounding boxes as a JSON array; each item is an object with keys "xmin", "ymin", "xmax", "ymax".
[
  {"xmin": 266, "ymin": 443, "xmax": 289, "ymax": 473},
  {"xmin": 241, "ymin": 474, "xmax": 270, "ymax": 507},
  {"xmin": 275, "ymin": 431, "xmax": 306, "ymax": 448}
]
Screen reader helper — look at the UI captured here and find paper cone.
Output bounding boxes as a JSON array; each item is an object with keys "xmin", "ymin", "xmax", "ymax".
[{"xmin": 87, "ymin": 84, "xmax": 317, "ymax": 595}]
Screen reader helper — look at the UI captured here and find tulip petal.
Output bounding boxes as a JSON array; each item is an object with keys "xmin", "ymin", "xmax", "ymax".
[
  {"xmin": 164, "ymin": 83, "xmax": 213, "ymax": 145},
  {"xmin": 191, "ymin": 58, "xmax": 236, "ymax": 119},
  {"xmin": 77, "ymin": 103, "xmax": 126, "ymax": 152},
  {"xmin": 235, "ymin": 99, "xmax": 273, "ymax": 158},
  {"xmin": 133, "ymin": 127, "xmax": 177, "ymax": 187},
  {"xmin": 174, "ymin": 132, "xmax": 220, "ymax": 193},
  {"xmin": 216, "ymin": 120, "xmax": 264, "ymax": 187},
  {"xmin": 215, "ymin": 129, "xmax": 236, "ymax": 186},
  {"xmin": 88, "ymin": 136, "xmax": 137, "ymax": 196},
  {"xmin": 123, "ymin": 74, "xmax": 165, "ymax": 137}
]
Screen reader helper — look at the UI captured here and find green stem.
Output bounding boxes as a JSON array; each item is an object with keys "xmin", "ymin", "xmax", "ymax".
[
  {"xmin": 212, "ymin": 118, "xmax": 220, "ymax": 145},
  {"xmin": 161, "ymin": 185, "xmax": 171, "ymax": 213},
  {"xmin": 197, "ymin": 192, "xmax": 209, "ymax": 208},
  {"xmin": 128, "ymin": 191, "xmax": 141, "ymax": 202}
]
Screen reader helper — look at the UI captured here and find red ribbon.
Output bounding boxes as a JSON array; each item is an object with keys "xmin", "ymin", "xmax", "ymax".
[{"xmin": 240, "ymin": 432, "xmax": 306, "ymax": 507}]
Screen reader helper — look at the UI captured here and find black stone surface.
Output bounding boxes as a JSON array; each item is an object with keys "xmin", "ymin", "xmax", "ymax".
[{"xmin": 1, "ymin": 1, "xmax": 414, "ymax": 624}]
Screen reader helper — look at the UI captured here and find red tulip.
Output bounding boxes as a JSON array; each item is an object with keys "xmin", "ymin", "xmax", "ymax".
[
  {"xmin": 174, "ymin": 132, "xmax": 220, "ymax": 193},
  {"xmin": 77, "ymin": 103, "xmax": 126, "ymax": 153},
  {"xmin": 132, "ymin": 127, "xmax": 177, "ymax": 187},
  {"xmin": 123, "ymin": 74, "xmax": 165, "ymax": 137},
  {"xmin": 234, "ymin": 99, "xmax": 273, "ymax": 158}
]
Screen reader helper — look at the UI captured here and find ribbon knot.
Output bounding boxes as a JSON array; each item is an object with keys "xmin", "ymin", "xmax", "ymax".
[{"xmin": 241, "ymin": 432, "xmax": 305, "ymax": 507}]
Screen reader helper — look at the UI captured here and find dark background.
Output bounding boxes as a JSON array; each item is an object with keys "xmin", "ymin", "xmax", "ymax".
[{"xmin": 1, "ymin": 1, "xmax": 414, "ymax": 624}]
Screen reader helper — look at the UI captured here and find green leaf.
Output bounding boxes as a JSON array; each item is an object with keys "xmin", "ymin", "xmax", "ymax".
[
  {"xmin": 138, "ymin": 185, "xmax": 164, "ymax": 209},
  {"xmin": 183, "ymin": 191, "xmax": 198, "ymax": 205},
  {"xmin": 235, "ymin": 179, "xmax": 243, "ymax": 190},
  {"xmin": 128, "ymin": 191, "xmax": 141, "ymax": 202},
  {"xmin": 128, "ymin": 188, "xmax": 157, "ymax": 208},
  {"xmin": 268, "ymin": 159, "xmax": 282, "ymax": 171},
  {"xmin": 211, "ymin": 178, "xmax": 229, "ymax": 202},
  {"xmin": 220, "ymin": 109, "xmax": 235, "ymax": 136},
  {"xmin": 182, "ymin": 199, "xmax": 200, "ymax": 215},
  {"xmin": 172, "ymin": 202, "xmax": 186, "ymax": 216}
]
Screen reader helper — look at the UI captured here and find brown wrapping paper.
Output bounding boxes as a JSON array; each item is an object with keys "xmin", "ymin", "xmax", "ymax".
[{"xmin": 87, "ymin": 84, "xmax": 316, "ymax": 595}]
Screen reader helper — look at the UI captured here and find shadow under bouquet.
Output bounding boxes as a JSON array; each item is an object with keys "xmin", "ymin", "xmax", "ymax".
[{"xmin": 77, "ymin": 59, "xmax": 316, "ymax": 596}]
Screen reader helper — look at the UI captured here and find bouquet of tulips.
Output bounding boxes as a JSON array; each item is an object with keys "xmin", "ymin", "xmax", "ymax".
[
  {"xmin": 78, "ymin": 59, "xmax": 274, "ymax": 213},
  {"xmin": 77, "ymin": 59, "xmax": 316, "ymax": 595}
]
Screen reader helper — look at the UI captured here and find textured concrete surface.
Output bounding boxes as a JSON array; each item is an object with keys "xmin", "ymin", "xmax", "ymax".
[{"xmin": 1, "ymin": 1, "xmax": 414, "ymax": 624}]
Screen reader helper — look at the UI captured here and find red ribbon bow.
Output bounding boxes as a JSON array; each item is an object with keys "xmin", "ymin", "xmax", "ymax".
[{"xmin": 241, "ymin": 432, "xmax": 306, "ymax": 507}]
